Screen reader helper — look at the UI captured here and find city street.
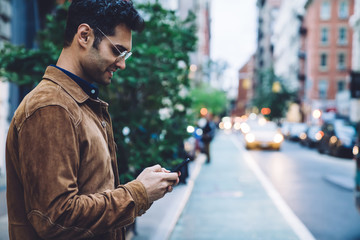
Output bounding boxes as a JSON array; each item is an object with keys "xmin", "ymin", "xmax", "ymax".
[
  {"xmin": 170, "ymin": 130, "xmax": 360, "ymax": 240},
  {"xmin": 1, "ymin": 0, "xmax": 360, "ymax": 240},
  {"xmin": 245, "ymin": 135, "xmax": 360, "ymax": 240},
  {"xmin": 1, "ymin": 131, "xmax": 360, "ymax": 240}
]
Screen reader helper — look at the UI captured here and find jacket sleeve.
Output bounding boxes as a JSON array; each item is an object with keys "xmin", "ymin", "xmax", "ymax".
[{"xmin": 17, "ymin": 106, "xmax": 150, "ymax": 239}]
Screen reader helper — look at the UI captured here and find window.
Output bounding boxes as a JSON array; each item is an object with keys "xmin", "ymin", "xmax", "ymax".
[
  {"xmin": 337, "ymin": 80, "xmax": 346, "ymax": 92},
  {"xmin": 337, "ymin": 53, "xmax": 346, "ymax": 70},
  {"xmin": 338, "ymin": 27, "xmax": 347, "ymax": 45},
  {"xmin": 321, "ymin": 27, "xmax": 329, "ymax": 44},
  {"xmin": 319, "ymin": 80, "xmax": 328, "ymax": 99},
  {"xmin": 320, "ymin": 1, "xmax": 331, "ymax": 20},
  {"xmin": 338, "ymin": 1, "xmax": 349, "ymax": 19},
  {"xmin": 320, "ymin": 53, "xmax": 328, "ymax": 68}
]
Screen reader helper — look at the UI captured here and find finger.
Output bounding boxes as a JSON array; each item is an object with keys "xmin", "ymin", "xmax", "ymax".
[
  {"xmin": 162, "ymin": 168, "xmax": 170, "ymax": 173},
  {"xmin": 149, "ymin": 164, "xmax": 162, "ymax": 172},
  {"xmin": 167, "ymin": 185, "xmax": 173, "ymax": 193},
  {"xmin": 159, "ymin": 172, "xmax": 179, "ymax": 181},
  {"xmin": 174, "ymin": 177, "xmax": 180, "ymax": 186}
]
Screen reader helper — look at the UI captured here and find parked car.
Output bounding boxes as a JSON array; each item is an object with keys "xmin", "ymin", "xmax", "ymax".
[
  {"xmin": 280, "ymin": 121, "xmax": 292, "ymax": 139},
  {"xmin": 244, "ymin": 121, "xmax": 284, "ymax": 150},
  {"xmin": 300, "ymin": 125, "xmax": 322, "ymax": 148},
  {"xmin": 288, "ymin": 122, "xmax": 308, "ymax": 141},
  {"xmin": 317, "ymin": 119, "xmax": 356, "ymax": 158}
]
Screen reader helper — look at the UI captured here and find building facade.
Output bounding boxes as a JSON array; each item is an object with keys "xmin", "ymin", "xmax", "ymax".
[
  {"xmin": 178, "ymin": 0, "xmax": 211, "ymax": 85},
  {"xmin": 138, "ymin": 0, "xmax": 211, "ymax": 85},
  {"xmin": 350, "ymin": 0, "xmax": 360, "ymax": 122},
  {"xmin": 273, "ymin": 0, "xmax": 308, "ymax": 94},
  {"xmin": 304, "ymin": 0, "xmax": 354, "ymax": 117},
  {"xmin": 255, "ymin": 0, "xmax": 282, "ymax": 77},
  {"xmin": 233, "ymin": 55, "xmax": 255, "ymax": 117}
]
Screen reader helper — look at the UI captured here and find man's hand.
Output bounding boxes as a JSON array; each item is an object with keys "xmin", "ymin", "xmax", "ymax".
[{"xmin": 136, "ymin": 165, "xmax": 180, "ymax": 203}]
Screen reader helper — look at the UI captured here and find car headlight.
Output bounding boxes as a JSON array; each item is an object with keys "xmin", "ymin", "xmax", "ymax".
[
  {"xmin": 224, "ymin": 122, "xmax": 232, "ymax": 130},
  {"xmin": 353, "ymin": 145, "xmax": 359, "ymax": 156},
  {"xmin": 241, "ymin": 123, "xmax": 250, "ymax": 134},
  {"xmin": 233, "ymin": 122, "xmax": 242, "ymax": 131},
  {"xmin": 329, "ymin": 136, "xmax": 338, "ymax": 144},
  {"xmin": 274, "ymin": 133, "xmax": 284, "ymax": 143},
  {"xmin": 300, "ymin": 133, "xmax": 307, "ymax": 140},
  {"xmin": 245, "ymin": 133, "xmax": 255, "ymax": 143}
]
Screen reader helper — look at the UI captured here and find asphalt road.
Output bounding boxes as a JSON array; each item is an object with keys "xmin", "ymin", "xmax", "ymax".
[{"xmin": 244, "ymin": 137, "xmax": 360, "ymax": 240}]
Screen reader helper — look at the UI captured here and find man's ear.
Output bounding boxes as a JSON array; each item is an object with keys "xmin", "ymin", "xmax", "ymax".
[{"xmin": 77, "ymin": 24, "xmax": 93, "ymax": 48}]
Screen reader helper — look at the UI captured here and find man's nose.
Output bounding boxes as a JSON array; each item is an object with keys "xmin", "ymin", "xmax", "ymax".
[{"xmin": 115, "ymin": 59, "xmax": 126, "ymax": 70}]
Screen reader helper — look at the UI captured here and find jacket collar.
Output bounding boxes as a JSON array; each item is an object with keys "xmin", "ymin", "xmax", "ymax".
[{"xmin": 42, "ymin": 66, "xmax": 90, "ymax": 104}]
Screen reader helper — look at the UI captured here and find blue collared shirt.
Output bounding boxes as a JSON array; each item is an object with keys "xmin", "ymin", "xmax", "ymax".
[{"xmin": 50, "ymin": 65, "xmax": 99, "ymax": 99}]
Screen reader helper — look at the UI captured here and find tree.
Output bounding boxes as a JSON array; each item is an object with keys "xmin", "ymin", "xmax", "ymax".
[
  {"xmin": 0, "ymin": 1, "xmax": 197, "ymax": 182},
  {"xmin": 102, "ymin": 3, "xmax": 197, "ymax": 182},
  {"xmin": 189, "ymin": 83, "xmax": 228, "ymax": 117},
  {"xmin": 252, "ymin": 68, "xmax": 296, "ymax": 121}
]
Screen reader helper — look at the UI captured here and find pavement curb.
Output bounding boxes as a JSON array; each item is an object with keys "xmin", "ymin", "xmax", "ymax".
[
  {"xmin": 323, "ymin": 174, "xmax": 354, "ymax": 191},
  {"xmin": 159, "ymin": 154, "xmax": 205, "ymax": 240},
  {"xmin": 131, "ymin": 154, "xmax": 206, "ymax": 240}
]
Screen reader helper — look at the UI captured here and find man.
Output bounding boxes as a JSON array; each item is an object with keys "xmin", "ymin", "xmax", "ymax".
[
  {"xmin": 5, "ymin": 1, "xmax": 179, "ymax": 239},
  {"xmin": 200, "ymin": 113, "xmax": 216, "ymax": 163}
]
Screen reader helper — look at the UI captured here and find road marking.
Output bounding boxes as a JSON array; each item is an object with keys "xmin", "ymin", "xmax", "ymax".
[{"xmin": 231, "ymin": 135, "xmax": 316, "ymax": 240}]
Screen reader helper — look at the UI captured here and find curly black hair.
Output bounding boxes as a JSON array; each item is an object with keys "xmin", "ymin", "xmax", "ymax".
[{"xmin": 64, "ymin": 0, "xmax": 145, "ymax": 48}]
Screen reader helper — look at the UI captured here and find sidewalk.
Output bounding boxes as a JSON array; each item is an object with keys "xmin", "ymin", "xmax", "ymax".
[
  {"xmin": 130, "ymin": 154, "xmax": 206, "ymax": 240},
  {"xmin": 132, "ymin": 131, "xmax": 316, "ymax": 240}
]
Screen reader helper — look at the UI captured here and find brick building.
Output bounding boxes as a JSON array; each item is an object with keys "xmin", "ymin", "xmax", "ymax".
[
  {"xmin": 304, "ymin": 0, "xmax": 354, "ymax": 116},
  {"xmin": 349, "ymin": 0, "xmax": 360, "ymax": 123},
  {"xmin": 233, "ymin": 55, "xmax": 255, "ymax": 116}
]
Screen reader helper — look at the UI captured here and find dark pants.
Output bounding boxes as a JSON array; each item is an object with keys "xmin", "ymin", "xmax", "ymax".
[{"xmin": 203, "ymin": 141, "xmax": 210, "ymax": 163}]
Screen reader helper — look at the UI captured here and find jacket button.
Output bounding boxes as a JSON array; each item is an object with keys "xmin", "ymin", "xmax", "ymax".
[{"xmin": 101, "ymin": 121, "xmax": 107, "ymax": 128}]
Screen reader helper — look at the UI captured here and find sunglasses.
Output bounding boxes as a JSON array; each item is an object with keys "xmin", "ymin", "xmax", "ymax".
[{"xmin": 96, "ymin": 27, "xmax": 132, "ymax": 61}]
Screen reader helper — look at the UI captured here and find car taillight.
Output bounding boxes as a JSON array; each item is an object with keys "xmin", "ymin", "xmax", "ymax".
[{"xmin": 315, "ymin": 131, "xmax": 324, "ymax": 141}]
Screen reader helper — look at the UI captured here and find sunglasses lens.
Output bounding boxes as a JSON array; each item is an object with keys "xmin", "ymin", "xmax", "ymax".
[{"xmin": 125, "ymin": 52, "xmax": 132, "ymax": 60}]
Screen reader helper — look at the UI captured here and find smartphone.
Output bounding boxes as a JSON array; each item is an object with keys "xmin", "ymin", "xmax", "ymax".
[{"xmin": 172, "ymin": 158, "xmax": 190, "ymax": 172}]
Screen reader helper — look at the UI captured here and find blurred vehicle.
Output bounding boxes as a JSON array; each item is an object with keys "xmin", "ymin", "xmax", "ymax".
[
  {"xmin": 280, "ymin": 121, "xmax": 292, "ymax": 139},
  {"xmin": 218, "ymin": 116, "xmax": 232, "ymax": 130},
  {"xmin": 244, "ymin": 121, "xmax": 284, "ymax": 150},
  {"xmin": 317, "ymin": 119, "xmax": 356, "ymax": 158},
  {"xmin": 352, "ymin": 142, "xmax": 360, "ymax": 213},
  {"xmin": 288, "ymin": 122, "xmax": 308, "ymax": 141},
  {"xmin": 300, "ymin": 125, "xmax": 322, "ymax": 148}
]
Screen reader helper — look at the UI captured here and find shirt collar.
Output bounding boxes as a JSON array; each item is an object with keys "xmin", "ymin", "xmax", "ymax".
[{"xmin": 50, "ymin": 64, "xmax": 99, "ymax": 99}]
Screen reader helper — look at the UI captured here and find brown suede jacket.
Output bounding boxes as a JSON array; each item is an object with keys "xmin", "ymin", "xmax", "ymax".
[{"xmin": 6, "ymin": 66, "xmax": 150, "ymax": 239}]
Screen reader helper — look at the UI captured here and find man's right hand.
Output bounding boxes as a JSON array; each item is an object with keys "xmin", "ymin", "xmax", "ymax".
[{"xmin": 136, "ymin": 165, "xmax": 179, "ymax": 203}]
